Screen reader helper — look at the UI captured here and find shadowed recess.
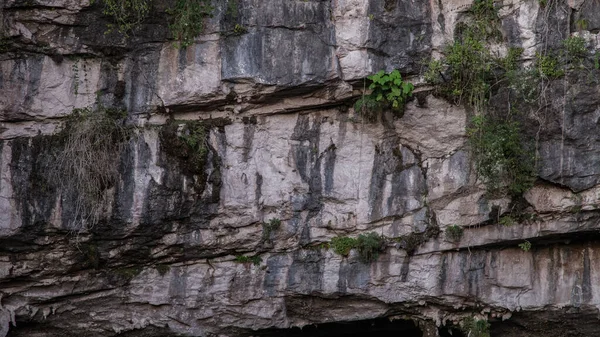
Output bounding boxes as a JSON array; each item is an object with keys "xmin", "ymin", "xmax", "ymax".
[{"xmin": 242, "ymin": 318, "xmax": 423, "ymax": 337}]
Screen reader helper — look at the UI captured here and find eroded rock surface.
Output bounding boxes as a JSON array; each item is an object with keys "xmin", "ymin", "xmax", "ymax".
[{"xmin": 2, "ymin": 0, "xmax": 600, "ymax": 336}]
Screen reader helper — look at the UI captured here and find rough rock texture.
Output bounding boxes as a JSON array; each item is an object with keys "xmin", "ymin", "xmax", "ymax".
[{"xmin": 2, "ymin": 0, "xmax": 600, "ymax": 336}]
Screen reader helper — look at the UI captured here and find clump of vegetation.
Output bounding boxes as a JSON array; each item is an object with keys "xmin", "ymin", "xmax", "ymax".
[
  {"xmin": 155, "ymin": 264, "xmax": 170, "ymax": 276},
  {"xmin": 96, "ymin": 0, "xmax": 151, "ymax": 36},
  {"xmin": 114, "ymin": 266, "xmax": 143, "ymax": 279},
  {"xmin": 233, "ymin": 24, "xmax": 248, "ymax": 35},
  {"xmin": 467, "ymin": 115, "xmax": 535, "ymax": 196},
  {"xmin": 394, "ymin": 225, "xmax": 440, "ymax": 255},
  {"xmin": 562, "ymin": 36, "xmax": 587, "ymax": 63},
  {"xmin": 262, "ymin": 218, "xmax": 282, "ymax": 242},
  {"xmin": 535, "ymin": 53, "xmax": 564, "ymax": 79},
  {"xmin": 445, "ymin": 225, "xmax": 464, "ymax": 242},
  {"xmin": 178, "ymin": 121, "xmax": 208, "ymax": 161},
  {"xmin": 354, "ymin": 69, "xmax": 414, "ymax": 121},
  {"xmin": 331, "ymin": 233, "xmax": 385, "ymax": 263},
  {"xmin": 49, "ymin": 106, "xmax": 130, "ymax": 231},
  {"xmin": 499, "ymin": 215, "xmax": 516, "ymax": 226},
  {"xmin": 168, "ymin": 0, "xmax": 214, "ymax": 47},
  {"xmin": 461, "ymin": 317, "xmax": 490, "ymax": 337},
  {"xmin": 356, "ymin": 232, "xmax": 385, "ymax": 263},
  {"xmin": 234, "ymin": 255, "xmax": 262, "ymax": 266},
  {"xmin": 331, "ymin": 236, "xmax": 358, "ymax": 256},
  {"xmin": 518, "ymin": 240, "xmax": 532, "ymax": 252}
]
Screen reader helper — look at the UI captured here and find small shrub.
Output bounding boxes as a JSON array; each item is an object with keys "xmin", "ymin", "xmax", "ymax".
[
  {"xmin": 461, "ymin": 317, "xmax": 490, "ymax": 337},
  {"xmin": 97, "ymin": 0, "xmax": 151, "ymax": 36},
  {"xmin": 562, "ymin": 36, "xmax": 587, "ymax": 63},
  {"xmin": 233, "ymin": 24, "xmax": 248, "ymax": 35},
  {"xmin": 234, "ymin": 255, "xmax": 262, "ymax": 266},
  {"xmin": 467, "ymin": 115, "xmax": 535, "ymax": 196},
  {"xmin": 394, "ymin": 225, "xmax": 440, "ymax": 255},
  {"xmin": 262, "ymin": 218, "xmax": 281, "ymax": 242},
  {"xmin": 175, "ymin": 121, "xmax": 209, "ymax": 173},
  {"xmin": 535, "ymin": 53, "xmax": 564, "ymax": 79},
  {"xmin": 445, "ymin": 225, "xmax": 464, "ymax": 242},
  {"xmin": 356, "ymin": 232, "xmax": 385, "ymax": 263},
  {"xmin": 168, "ymin": 0, "xmax": 214, "ymax": 47},
  {"xmin": 331, "ymin": 236, "xmax": 358, "ymax": 256},
  {"xmin": 518, "ymin": 240, "xmax": 532, "ymax": 252},
  {"xmin": 499, "ymin": 215, "xmax": 515, "ymax": 226},
  {"xmin": 355, "ymin": 69, "xmax": 414, "ymax": 118}
]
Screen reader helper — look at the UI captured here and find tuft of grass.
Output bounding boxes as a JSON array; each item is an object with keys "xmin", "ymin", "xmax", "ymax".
[
  {"xmin": 445, "ymin": 225, "xmax": 464, "ymax": 242},
  {"xmin": 234, "ymin": 255, "xmax": 262, "ymax": 266}
]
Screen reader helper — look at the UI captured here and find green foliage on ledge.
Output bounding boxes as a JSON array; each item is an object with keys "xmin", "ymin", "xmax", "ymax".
[
  {"xmin": 97, "ymin": 0, "xmax": 151, "ymax": 36},
  {"xmin": 354, "ymin": 69, "xmax": 414, "ymax": 121},
  {"xmin": 234, "ymin": 255, "xmax": 262, "ymax": 266},
  {"xmin": 167, "ymin": 0, "xmax": 214, "ymax": 47},
  {"xmin": 467, "ymin": 115, "xmax": 535, "ymax": 196},
  {"xmin": 96, "ymin": 0, "xmax": 214, "ymax": 47}
]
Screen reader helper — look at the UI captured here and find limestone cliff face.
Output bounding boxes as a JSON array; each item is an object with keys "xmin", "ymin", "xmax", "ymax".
[{"xmin": 2, "ymin": 0, "xmax": 600, "ymax": 336}]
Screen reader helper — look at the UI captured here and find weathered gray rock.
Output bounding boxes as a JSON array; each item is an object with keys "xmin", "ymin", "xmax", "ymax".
[{"xmin": 2, "ymin": 0, "xmax": 600, "ymax": 336}]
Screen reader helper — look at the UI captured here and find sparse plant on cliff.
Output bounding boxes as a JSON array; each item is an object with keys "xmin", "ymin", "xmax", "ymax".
[
  {"xmin": 262, "ymin": 218, "xmax": 282, "ymax": 242},
  {"xmin": 356, "ymin": 232, "xmax": 385, "ymax": 263},
  {"xmin": 518, "ymin": 240, "xmax": 532, "ymax": 252},
  {"xmin": 234, "ymin": 255, "xmax": 262, "ymax": 266},
  {"xmin": 49, "ymin": 106, "xmax": 130, "ymax": 231},
  {"xmin": 354, "ymin": 69, "xmax": 414, "ymax": 120},
  {"xmin": 96, "ymin": 0, "xmax": 151, "ymax": 36},
  {"xmin": 168, "ymin": 0, "xmax": 214, "ymax": 47},
  {"xmin": 468, "ymin": 115, "xmax": 535, "ymax": 196},
  {"xmin": 461, "ymin": 317, "xmax": 490, "ymax": 337},
  {"xmin": 445, "ymin": 225, "xmax": 464, "ymax": 242}
]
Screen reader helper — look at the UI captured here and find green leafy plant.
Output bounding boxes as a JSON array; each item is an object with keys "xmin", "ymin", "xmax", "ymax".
[
  {"xmin": 518, "ymin": 240, "xmax": 532, "ymax": 252},
  {"xmin": 499, "ymin": 215, "xmax": 516, "ymax": 226},
  {"xmin": 535, "ymin": 53, "xmax": 564, "ymax": 79},
  {"xmin": 354, "ymin": 69, "xmax": 414, "ymax": 119},
  {"xmin": 461, "ymin": 317, "xmax": 490, "ymax": 337},
  {"xmin": 233, "ymin": 24, "xmax": 248, "ymax": 35},
  {"xmin": 562, "ymin": 36, "xmax": 587, "ymax": 63},
  {"xmin": 356, "ymin": 232, "xmax": 385, "ymax": 263},
  {"xmin": 331, "ymin": 236, "xmax": 358, "ymax": 256},
  {"xmin": 235, "ymin": 255, "xmax": 262, "ymax": 266},
  {"xmin": 97, "ymin": 0, "xmax": 151, "ymax": 36},
  {"xmin": 468, "ymin": 115, "xmax": 535, "ymax": 196},
  {"xmin": 538, "ymin": 0, "xmax": 547, "ymax": 7},
  {"xmin": 445, "ymin": 225, "xmax": 464, "ymax": 242},
  {"xmin": 168, "ymin": 0, "xmax": 214, "ymax": 47}
]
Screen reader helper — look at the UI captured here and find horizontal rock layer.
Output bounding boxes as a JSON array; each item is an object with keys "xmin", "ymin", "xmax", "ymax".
[{"xmin": 1, "ymin": 0, "xmax": 600, "ymax": 336}]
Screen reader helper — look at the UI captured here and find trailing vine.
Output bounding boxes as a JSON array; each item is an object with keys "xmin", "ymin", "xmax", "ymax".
[{"xmin": 167, "ymin": 0, "xmax": 214, "ymax": 48}]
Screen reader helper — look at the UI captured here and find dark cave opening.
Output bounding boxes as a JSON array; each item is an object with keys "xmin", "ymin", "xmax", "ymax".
[{"xmin": 243, "ymin": 318, "xmax": 423, "ymax": 337}]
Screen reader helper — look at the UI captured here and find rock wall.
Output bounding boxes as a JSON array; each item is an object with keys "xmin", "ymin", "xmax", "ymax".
[{"xmin": 2, "ymin": 0, "xmax": 600, "ymax": 336}]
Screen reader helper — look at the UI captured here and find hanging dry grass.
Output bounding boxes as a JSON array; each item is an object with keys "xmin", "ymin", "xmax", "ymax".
[{"xmin": 49, "ymin": 107, "xmax": 130, "ymax": 232}]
